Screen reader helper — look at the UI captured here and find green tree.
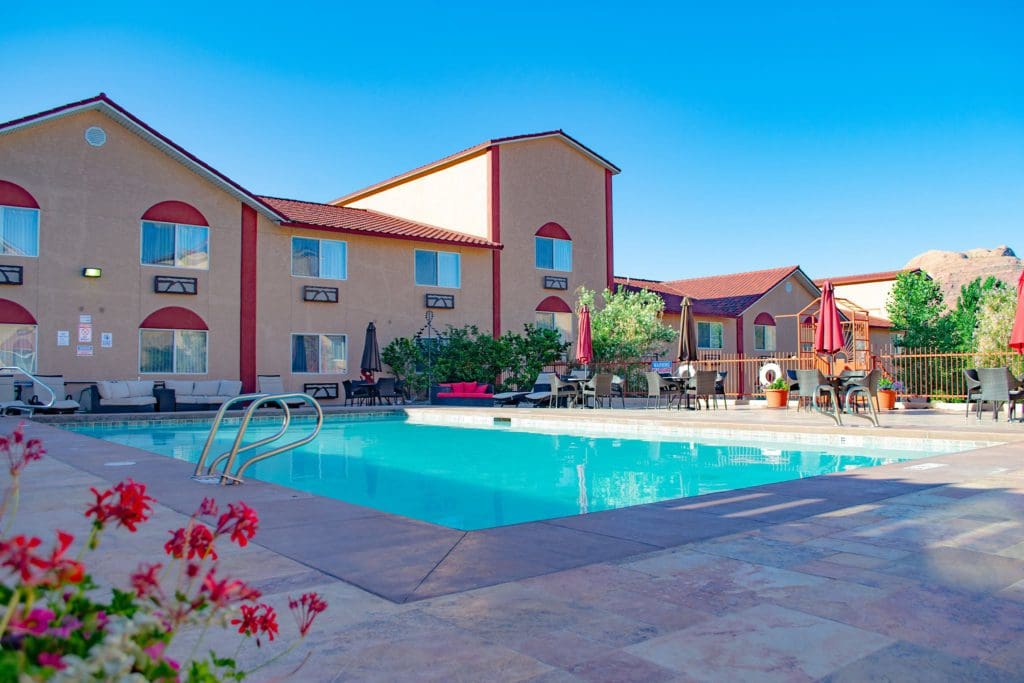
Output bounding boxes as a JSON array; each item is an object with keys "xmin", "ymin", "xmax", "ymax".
[
  {"xmin": 974, "ymin": 286, "xmax": 1022, "ymax": 373},
  {"xmin": 577, "ymin": 287, "xmax": 676, "ymax": 363},
  {"xmin": 951, "ymin": 276, "xmax": 1003, "ymax": 351},
  {"xmin": 885, "ymin": 271, "xmax": 956, "ymax": 350}
]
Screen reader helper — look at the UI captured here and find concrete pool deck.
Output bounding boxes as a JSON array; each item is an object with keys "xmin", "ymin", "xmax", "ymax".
[{"xmin": 6, "ymin": 406, "xmax": 1024, "ymax": 680}]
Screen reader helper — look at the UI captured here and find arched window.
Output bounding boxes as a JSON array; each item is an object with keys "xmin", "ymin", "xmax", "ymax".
[
  {"xmin": 534, "ymin": 222, "xmax": 572, "ymax": 272},
  {"xmin": 140, "ymin": 201, "xmax": 210, "ymax": 270},
  {"xmin": 139, "ymin": 306, "xmax": 208, "ymax": 374},
  {"xmin": 0, "ymin": 180, "xmax": 40, "ymax": 257},
  {"xmin": 753, "ymin": 312, "xmax": 776, "ymax": 352},
  {"xmin": 535, "ymin": 296, "xmax": 573, "ymax": 341},
  {"xmin": 0, "ymin": 298, "xmax": 38, "ymax": 372}
]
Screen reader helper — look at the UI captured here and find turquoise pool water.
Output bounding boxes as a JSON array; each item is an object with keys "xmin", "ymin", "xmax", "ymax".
[{"xmin": 67, "ymin": 417, "xmax": 954, "ymax": 530}]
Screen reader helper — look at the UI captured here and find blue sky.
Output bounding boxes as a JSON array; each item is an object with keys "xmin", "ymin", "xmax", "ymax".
[{"xmin": 3, "ymin": 2, "xmax": 1021, "ymax": 280}]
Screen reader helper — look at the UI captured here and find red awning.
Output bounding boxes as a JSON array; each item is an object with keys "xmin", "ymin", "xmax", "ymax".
[{"xmin": 140, "ymin": 306, "xmax": 208, "ymax": 330}]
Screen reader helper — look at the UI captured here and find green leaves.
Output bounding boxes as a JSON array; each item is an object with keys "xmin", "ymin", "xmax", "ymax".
[
  {"xmin": 577, "ymin": 287, "xmax": 676, "ymax": 363},
  {"xmin": 886, "ymin": 271, "xmax": 956, "ymax": 350}
]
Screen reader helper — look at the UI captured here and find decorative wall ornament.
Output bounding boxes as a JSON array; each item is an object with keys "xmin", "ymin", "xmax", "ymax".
[
  {"xmin": 425, "ymin": 293, "xmax": 455, "ymax": 309},
  {"xmin": 543, "ymin": 275, "xmax": 568, "ymax": 290},
  {"xmin": 153, "ymin": 276, "xmax": 198, "ymax": 295},
  {"xmin": 0, "ymin": 265, "xmax": 24, "ymax": 285},
  {"xmin": 303, "ymin": 285, "xmax": 339, "ymax": 303}
]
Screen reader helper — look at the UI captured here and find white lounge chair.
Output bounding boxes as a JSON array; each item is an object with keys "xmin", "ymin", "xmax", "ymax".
[{"xmin": 29, "ymin": 375, "xmax": 81, "ymax": 413}]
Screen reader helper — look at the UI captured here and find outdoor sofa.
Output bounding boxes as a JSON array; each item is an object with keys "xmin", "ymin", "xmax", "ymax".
[
  {"xmin": 430, "ymin": 382, "xmax": 494, "ymax": 406},
  {"xmin": 83, "ymin": 380, "xmax": 157, "ymax": 413},
  {"xmin": 163, "ymin": 379, "xmax": 243, "ymax": 411}
]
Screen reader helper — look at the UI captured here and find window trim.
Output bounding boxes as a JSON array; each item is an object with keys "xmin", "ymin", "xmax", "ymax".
[
  {"xmin": 534, "ymin": 236, "xmax": 573, "ymax": 273},
  {"xmin": 414, "ymin": 249, "xmax": 461, "ymax": 289},
  {"xmin": 697, "ymin": 321, "xmax": 724, "ymax": 350},
  {"xmin": 290, "ymin": 236, "xmax": 348, "ymax": 281},
  {"xmin": 138, "ymin": 327, "xmax": 209, "ymax": 375},
  {"xmin": 139, "ymin": 220, "xmax": 211, "ymax": 271},
  {"xmin": 0, "ymin": 205, "xmax": 41, "ymax": 258},
  {"xmin": 290, "ymin": 332, "xmax": 349, "ymax": 375},
  {"xmin": 0, "ymin": 323, "xmax": 38, "ymax": 373}
]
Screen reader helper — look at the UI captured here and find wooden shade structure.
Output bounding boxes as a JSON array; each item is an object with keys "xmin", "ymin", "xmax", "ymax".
[{"xmin": 782, "ymin": 297, "xmax": 872, "ymax": 374}]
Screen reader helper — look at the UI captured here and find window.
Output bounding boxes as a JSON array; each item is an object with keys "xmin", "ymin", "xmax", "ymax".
[
  {"xmin": 291, "ymin": 237, "xmax": 347, "ymax": 279},
  {"xmin": 141, "ymin": 221, "xmax": 209, "ymax": 269},
  {"xmin": 0, "ymin": 324, "xmax": 37, "ymax": 372},
  {"xmin": 535, "ymin": 312, "xmax": 572, "ymax": 342},
  {"xmin": 139, "ymin": 329, "xmax": 207, "ymax": 374},
  {"xmin": 414, "ymin": 250, "xmax": 460, "ymax": 288},
  {"xmin": 535, "ymin": 237, "xmax": 572, "ymax": 272},
  {"xmin": 753, "ymin": 313, "xmax": 776, "ymax": 352},
  {"xmin": 697, "ymin": 321, "xmax": 724, "ymax": 349},
  {"xmin": 1, "ymin": 206, "xmax": 39, "ymax": 257},
  {"xmin": 291, "ymin": 334, "xmax": 347, "ymax": 374}
]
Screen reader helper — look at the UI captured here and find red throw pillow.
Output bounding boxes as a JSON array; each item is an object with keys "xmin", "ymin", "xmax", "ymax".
[{"xmin": 466, "ymin": 381, "xmax": 480, "ymax": 393}]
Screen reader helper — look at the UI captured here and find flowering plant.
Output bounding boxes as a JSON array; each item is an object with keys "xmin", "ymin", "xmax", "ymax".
[
  {"xmin": 0, "ymin": 424, "xmax": 327, "ymax": 681},
  {"xmin": 878, "ymin": 377, "xmax": 904, "ymax": 392}
]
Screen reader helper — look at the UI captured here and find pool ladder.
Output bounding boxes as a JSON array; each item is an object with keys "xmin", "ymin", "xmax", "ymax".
[
  {"xmin": 0, "ymin": 366, "xmax": 58, "ymax": 416},
  {"xmin": 192, "ymin": 393, "xmax": 324, "ymax": 485}
]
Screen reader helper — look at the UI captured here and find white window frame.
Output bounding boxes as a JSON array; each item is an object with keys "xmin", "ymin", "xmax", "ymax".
[
  {"xmin": 1, "ymin": 205, "xmax": 40, "ymax": 258},
  {"xmin": 290, "ymin": 236, "xmax": 348, "ymax": 280},
  {"xmin": 140, "ymin": 220, "xmax": 210, "ymax": 270},
  {"xmin": 754, "ymin": 323, "xmax": 776, "ymax": 352},
  {"xmin": 534, "ymin": 236, "xmax": 572, "ymax": 272},
  {"xmin": 414, "ymin": 249, "xmax": 461, "ymax": 288},
  {"xmin": 290, "ymin": 333, "xmax": 348, "ymax": 374},
  {"xmin": 138, "ymin": 328, "xmax": 208, "ymax": 375},
  {"xmin": 698, "ymin": 321, "xmax": 724, "ymax": 350},
  {"xmin": 0, "ymin": 323, "xmax": 38, "ymax": 373}
]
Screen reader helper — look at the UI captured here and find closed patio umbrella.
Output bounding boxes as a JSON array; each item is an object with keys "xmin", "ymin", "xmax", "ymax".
[
  {"xmin": 1011, "ymin": 272, "xmax": 1024, "ymax": 354},
  {"xmin": 360, "ymin": 322, "xmax": 382, "ymax": 382},
  {"xmin": 815, "ymin": 281, "xmax": 845, "ymax": 372},
  {"xmin": 575, "ymin": 305, "xmax": 593, "ymax": 368},
  {"xmin": 677, "ymin": 297, "xmax": 698, "ymax": 370}
]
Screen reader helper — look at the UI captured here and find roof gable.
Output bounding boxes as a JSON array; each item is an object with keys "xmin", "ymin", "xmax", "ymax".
[{"xmin": 0, "ymin": 94, "xmax": 285, "ymax": 222}]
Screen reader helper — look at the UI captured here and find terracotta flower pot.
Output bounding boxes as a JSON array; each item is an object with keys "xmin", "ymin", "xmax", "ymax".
[
  {"xmin": 877, "ymin": 389, "xmax": 897, "ymax": 410},
  {"xmin": 765, "ymin": 389, "xmax": 789, "ymax": 408}
]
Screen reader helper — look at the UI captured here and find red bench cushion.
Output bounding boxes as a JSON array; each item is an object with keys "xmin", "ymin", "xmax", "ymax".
[{"xmin": 437, "ymin": 391, "xmax": 494, "ymax": 399}]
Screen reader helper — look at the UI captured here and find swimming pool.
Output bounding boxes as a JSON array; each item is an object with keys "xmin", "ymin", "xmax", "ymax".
[{"xmin": 67, "ymin": 415, "xmax": 961, "ymax": 530}]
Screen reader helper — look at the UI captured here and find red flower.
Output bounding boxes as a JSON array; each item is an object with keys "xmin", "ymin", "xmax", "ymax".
[
  {"xmin": 131, "ymin": 562, "xmax": 163, "ymax": 599},
  {"xmin": 195, "ymin": 497, "xmax": 219, "ymax": 517},
  {"xmin": 7, "ymin": 607, "xmax": 55, "ymax": 636},
  {"xmin": 164, "ymin": 527, "xmax": 187, "ymax": 558},
  {"xmin": 186, "ymin": 561, "xmax": 201, "ymax": 578},
  {"xmin": 232, "ymin": 603, "xmax": 279, "ymax": 646},
  {"xmin": 201, "ymin": 568, "xmax": 260, "ymax": 607},
  {"xmin": 288, "ymin": 592, "xmax": 327, "ymax": 637},
  {"xmin": 0, "ymin": 534, "xmax": 49, "ymax": 585},
  {"xmin": 1, "ymin": 423, "xmax": 45, "ymax": 476},
  {"xmin": 187, "ymin": 525, "xmax": 217, "ymax": 560},
  {"xmin": 43, "ymin": 531, "xmax": 84, "ymax": 586},
  {"xmin": 85, "ymin": 479, "xmax": 154, "ymax": 532},
  {"xmin": 37, "ymin": 652, "xmax": 65, "ymax": 670},
  {"xmin": 216, "ymin": 502, "xmax": 259, "ymax": 548}
]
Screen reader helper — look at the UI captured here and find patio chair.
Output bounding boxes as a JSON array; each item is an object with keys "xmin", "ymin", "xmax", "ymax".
[
  {"xmin": 792, "ymin": 369, "xmax": 842, "ymax": 425},
  {"xmin": 691, "ymin": 370, "xmax": 719, "ymax": 410},
  {"xmin": 28, "ymin": 375, "xmax": 80, "ymax": 413},
  {"xmin": 0, "ymin": 375, "xmax": 33, "ymax": 415},
  {"xmin": 610, "ymin": 374, "xmax": 626, "ymax": 408},
  {"xmin": 375, "ymin": 377, "xmax": 403, "ymax": 405},
  {"xmin": 256, "ymin": 374, "xmax": 304, "ymax": 408},
  {"xmin": 342, "ymin": 380, "xmax": 373, "ymax": 406},
  {"xmin": 974, "ymin": 367, "xmax": 1023, "ymax": 421},
  {"xmin": 645, "ymin": 372, "xmax": 677, "ymax": 409},
  {"xmin": 581, "ymin": 373, "xmax": 614, "ymax": 408},
  {"xmin": 570, "ymin": 369, "xmax": 590, "ymax": 380},
  {"xmin": 963, "ymin": 369, "xmax": 982, "ymax": 419},
  {"xmin": 715, "ymin": 371, "xmax": 728, "ymax": 409},
  {"xmin": 843, "ymin": 368, "xmax": 880, "ymax": 427}
]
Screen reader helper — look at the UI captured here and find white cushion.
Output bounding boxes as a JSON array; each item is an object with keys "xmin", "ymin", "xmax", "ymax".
[
  {"xmin": 193, "ymin": 380, "xmax": 221, "ymax": 396},
  {"xmin": 98, "ymin": 381, "xmax": 130, "ymax": 400},
  {"xmin": 126, "ymin": 381, "xmax": 154, "ymax": 398},
  {"xmin": 218, "ymin": 380, "xmax": 242, "ymax": 398},
  {"xmin": 203, "ymin": 395, "xmax": 229, "ymax": 404},
  {"xmin": 100, "ymin": 396, "xmax": 157, "ymax": 407},
  {"xmin": 164, "ymin": 380, "xmax": 193, "ymax": 395}
]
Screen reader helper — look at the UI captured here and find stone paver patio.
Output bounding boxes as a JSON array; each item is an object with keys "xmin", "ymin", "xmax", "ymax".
[{"xmin": 5, "ymin": 406, "xmax": 1024, "ymax": 681}]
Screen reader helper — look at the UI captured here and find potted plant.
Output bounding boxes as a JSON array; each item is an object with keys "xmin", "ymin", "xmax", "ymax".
[
  {"xmin": 877, "ymin": 377, "xmax": 902, "ymax": 410},
  {"xmin": 764, "ymin": 377, "xmax": 790, "ymax": 408}
]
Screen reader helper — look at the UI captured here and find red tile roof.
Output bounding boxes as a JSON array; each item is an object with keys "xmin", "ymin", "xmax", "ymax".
[
  {"xmin": 814, "ymin": 269, "xmax": 921, "ymax": 286},
  {"xmin": 259, "ymin": 196, "xmax": 501, "ymax": 249},
  {"xmin": 332, "ymin": 130, "xmax": 620, "ymax": 205},
  {"xmin": 615, "ymin": 266, "xmax": 812, "ymax": 317}
]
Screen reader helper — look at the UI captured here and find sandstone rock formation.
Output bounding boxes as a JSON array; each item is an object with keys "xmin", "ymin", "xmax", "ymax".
[{"xmin": 905, "ymin": 246, "xmax": 1022, "ymax": 307}]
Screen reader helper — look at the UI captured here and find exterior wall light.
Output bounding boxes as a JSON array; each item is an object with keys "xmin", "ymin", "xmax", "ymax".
[{"xmin": 82, "ymin": 267, "xmax": 103, "ymax": 278}]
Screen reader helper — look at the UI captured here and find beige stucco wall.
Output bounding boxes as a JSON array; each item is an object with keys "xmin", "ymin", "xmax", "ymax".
[
  {"xmin": 343, "ymin": 153, "xmax": 490, "ymax": 238},
  {"xmin": 0, "ymin": 109, "xmax": 243, "ymax": 386},
  {"xmin": 254, "ymin": 217, "xmax": 493, "ymax": 394},
  {"xmin": 660, "ymin": 312, "xmax": 738, "ymax": 357},
  {"xmin": 497, "ymin": 139, "xmax": 608, "ymax": 336},
  {"xmin": 741, "ymin": 274, "xmax": 819, "ymax": 357},
  {"xmin": 833, "ymin": 280, "xmax": 894, "ymax": 319}
]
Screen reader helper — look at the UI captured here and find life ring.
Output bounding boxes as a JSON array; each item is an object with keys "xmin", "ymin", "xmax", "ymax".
[
  {"xmin": 676, "ymin": 363, "xmax": 695, "ymax": 378},
  {"xmin": 759, "ymin": 362, "xmax": 783, "ymax": 386}
]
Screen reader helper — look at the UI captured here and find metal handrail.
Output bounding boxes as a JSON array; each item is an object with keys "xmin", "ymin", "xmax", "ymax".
[
  {"xmin": 192, "ymin": 393, "xmax": 323, "ymax": 485},
  {"xmin": 0, "ymin": 366, "xmax": 57, "ymax": 415}
]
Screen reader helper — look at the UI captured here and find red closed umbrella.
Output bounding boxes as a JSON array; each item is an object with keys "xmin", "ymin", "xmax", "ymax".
[
  {"xmin": 575, "ymin": 305, "xmax": 593, "ymax": 366},
  {"xmin": 815, "ymin": 281, "xmax": 845, "ymax": 356},
  {"xmin": 1010, "ymin": 272, "xmax": 1024, "ymax": 354}
]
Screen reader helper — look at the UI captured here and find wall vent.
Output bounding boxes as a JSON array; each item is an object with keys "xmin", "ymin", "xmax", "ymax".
[{"xmin": 84, "ymin": 126, "xmax": 107, "ymax": 147}]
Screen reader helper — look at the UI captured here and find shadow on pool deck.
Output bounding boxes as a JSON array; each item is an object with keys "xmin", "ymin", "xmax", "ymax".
[{"xmin": 11, "ymin": 414, "xmax": 1020, "ymax": 605}]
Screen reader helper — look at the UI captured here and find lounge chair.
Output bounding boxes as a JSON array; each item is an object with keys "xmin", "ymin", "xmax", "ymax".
[
  {"xmin": 0, "ymin": 375, "xmax": 33, "ymax": 415},
  {"xmin": 975, "ymin": 367, "xmax": 1023, "ymax": 421},
  {"xmin": 28, "ymin": 375, "xmax": 80, "ymax": 413},
  {"xmin": 256, "ymin": 374, "xmax": 304, "ymax": 408},
  {"xmin": 523, "ymin": 373, "xmax": 575, "ymax": 407},
  {"xmin": 963, "ymin": 369, "xmax": 982, "ymax": 419},
  {"xmin": 581, "ymin": 373, "xmax": 614, "ymax": 408}
]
